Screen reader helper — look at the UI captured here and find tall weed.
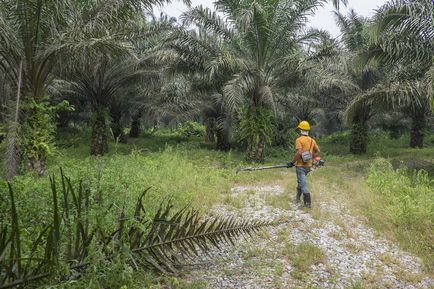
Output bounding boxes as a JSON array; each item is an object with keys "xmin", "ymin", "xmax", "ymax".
[{"xmin": 366, "ymin": 159, "xmax": 434, "ymax": 271}]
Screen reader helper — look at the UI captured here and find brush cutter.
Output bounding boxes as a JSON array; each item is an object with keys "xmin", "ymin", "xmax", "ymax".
[{"xmin": 236, "ymin": 158, "xmax": 325, "ymax": 173}]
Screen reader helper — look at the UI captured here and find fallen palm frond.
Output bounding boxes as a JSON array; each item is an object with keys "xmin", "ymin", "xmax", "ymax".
[
  {"xmin": 130, "ymin": 201, "xmax": 282, "ymax": 273},
  {"xmin": 0, "ymin": 170, "xmax": 284, "ymax": 288}
]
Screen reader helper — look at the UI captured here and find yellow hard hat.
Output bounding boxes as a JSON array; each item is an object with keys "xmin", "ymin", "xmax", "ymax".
[{"xmin": 297, "ymin": 121, "xmax": 311, "ymax": 131}]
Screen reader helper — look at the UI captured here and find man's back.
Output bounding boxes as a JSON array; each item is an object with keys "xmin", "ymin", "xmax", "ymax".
[{"xmin": 294, "ymin": 136, "xmax": 319, "ymax": 167}]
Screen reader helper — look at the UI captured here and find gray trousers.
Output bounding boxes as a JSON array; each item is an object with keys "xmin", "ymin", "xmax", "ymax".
[{"xmin": 296, "ymin": 166, "xmax": 310, "ymax": 194}]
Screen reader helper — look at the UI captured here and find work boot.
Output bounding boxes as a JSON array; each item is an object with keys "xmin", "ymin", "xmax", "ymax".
[
  {"xmin": 295, "ymin": 188, "xmax": 302, "ymax": 203},
  {"xmin": 303, "ymin": 193, "xmax": 311, "ymax": 208}
]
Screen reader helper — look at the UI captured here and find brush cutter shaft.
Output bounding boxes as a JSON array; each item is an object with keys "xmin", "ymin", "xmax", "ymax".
[
  {"xmin": 239, "ymin": 164, "xmax": 289, "ymax": 172},
  {"xmin": 237, "ymin": 159, "xmax": 325, "ymax": 173}
]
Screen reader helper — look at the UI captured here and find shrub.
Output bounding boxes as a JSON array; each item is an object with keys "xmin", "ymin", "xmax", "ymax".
[
  {"xmin": 322, "ymin": 131, "xmax": 350, "ymax": 145},
  {"xmin": 368, "ymin": 129, "xmax": 391, "ymax": 141},
  {"xmin": 271, "ymin": 125, "xmax": 298, "ymax": 151},
  {"xmin": 174, "ymin": 121, "xmax": 206, "ymax": 138},
  {"xmin": 426, "ymin": 132, "xmax": 434, "ymax": 145}
]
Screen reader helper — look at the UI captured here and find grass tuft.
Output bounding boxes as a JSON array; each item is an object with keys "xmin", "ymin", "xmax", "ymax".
[{"xmin": 282, "ymin": 242, "xmax": 326, "ymax": 280}]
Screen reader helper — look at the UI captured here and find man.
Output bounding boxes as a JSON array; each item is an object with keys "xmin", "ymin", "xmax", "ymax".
[{"xmin": 288, "ymin": 121, "xmax": 320, "ymax": 208}]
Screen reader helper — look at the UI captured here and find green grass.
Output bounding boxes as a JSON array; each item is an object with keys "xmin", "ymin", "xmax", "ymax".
[
  {"xmin": 281, "ymin": 242, "xmax": 326, "ymax": 280},
  {"xmin": 1, "ymin": 129, "xmax": 433, "ymax": 287},
  {"xmin": 365, "ymin": 159, "xmax": 434, "ymax": 272}
]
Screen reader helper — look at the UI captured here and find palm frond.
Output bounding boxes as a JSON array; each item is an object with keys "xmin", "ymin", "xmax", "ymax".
[
  {"xmin": 168, "ymin": 29, "xmax": 220, "ymax": 72},
  {"xmin": 297, "ymin": 28, "xmax": 332, "ymax": 46},
  {"xmin": 306, "ymin": 65, "xmax": 359, "ymax": 94},
  {"xmin": 131, "ymin": 201, "xmax": 283, "ymax": 273},
  {"xmin": 332, "ymin": 0, "xmax": 348, "ymax": 10},
  {"xmin": 223, "ymin": 72, "xmax": 256, "ymax": 112},
  {"xmin": 334, "ymin": 10, "xmax": 369, "ymax": 52},
  {"xmin": 144, "ymin": 75, "xmax": 205, "ymax": 120},
  {"xmin": 425, "ymin": 65, "xmax": 434, "ymax": 109},
  {"xmin": 344, "ymin": 79, "xmax": 431, "ymax": 124},
  {"xmin": 206, "ymin": 51, "xmax": 248, "ymax": 81},
  {"xmin": 213, "ymin": 0, "xmax": 243, "ymax": 22},
  {"xmin": 181, "ymin": 6, "xmax": 233, "ymax": 41},
  {"xmin": 3, "ymin": 60, "xmax": 23, "ymax": 181},
  {"xmin": 369, "ymin": 0, "xmax": 433, "ymax": 64},
  {"xmin": 0, "ymin": 15, "xmax": 21, "ymax": 81}
]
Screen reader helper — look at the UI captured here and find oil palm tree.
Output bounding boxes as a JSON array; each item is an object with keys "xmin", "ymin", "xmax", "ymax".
[
  {"xmin": 166, "ymin": 27, "xmax": 235, "ymax": 151},
  {"xmin": 345, "ymin": 71, "xmax": 432, "ymax": 148},
  {"xmin": 335, "ymin": 10, "xmax": 384, "ymax": 154},
  {"xmin": 178, "ymin": 0, "xmax": 333, "ymax": 162},
  {"xmin": 125, "ymin": 13, "xmax": 183, "ymax": 139},
  {"xmin": 0, "ymin": 0, "xmax": 167, "ymax": 175},
  {"xmin": 345, "ymin": 0, "xmax": 433, "ymax": 148},
  {"xmin": 55, "ymin": 55, "xmax": 156, "ymax": 155},
  {"xmin": 0, "ymin": 1, "xmax": 72, "ymax": 176}
]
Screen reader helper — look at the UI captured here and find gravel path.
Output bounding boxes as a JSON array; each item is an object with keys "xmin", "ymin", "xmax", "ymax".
[{"xmin": 188, "ymin": 185, "xmax": 434, "ymax": 289}]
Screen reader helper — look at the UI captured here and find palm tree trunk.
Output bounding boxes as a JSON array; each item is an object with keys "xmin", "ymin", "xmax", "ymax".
[
  {"xmin": 388, "ymin": 123, "xmax": 402, "ymax": 139},
  {"xmin": 91, "ymin": 111, "xmax": 109, "ymax": 156},
  {"xmin": 153, "ymin": 118, "xmax": 160, "ymax": 131},
  {"xmin": 4, "ymin": 60, "xmax": 23, "ymax": 180},
  {"xmin": 56, "ymin": 110, "xmax": 71, "ymax": 129},
  {"xmin": 216, "ymin": 127, "xmax": 230, "ymax": 151},
  {"xmin": 409, "ymin": 112, "xmax": 425, "ymax": 148},
  {"xmin": 246, "ymin": 135, "xmax": 266, "ymax": 163},
  {"xmin": 205, "ymin": 117, "xmax": 216, "ymax": 142},
  {"xmin": 29, "ymin": 156, "xmax": 47, "ymax": 176},
  {"xmin": 242, "ymin": 106, "xmax": 271, "ymax": 163},
  {"xmin": 110, "ymin": 108, "xmax": 127, "ymax": 144},
  {"xmin": 273, "ymin": 122, "xmax": 287, "ymax": 147},
  {"xmin": 129, "ymin": 111, "xmax": 142, "ymax": 138},
  {"xmin": 349, "ymin": 122, "xmax": 368, "ymax": 154},
  {"xmin": 349, "ymin": 109, "xmax": 370, "ymax": 155}
]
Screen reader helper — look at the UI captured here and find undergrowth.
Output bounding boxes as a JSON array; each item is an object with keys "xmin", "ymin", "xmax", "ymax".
[
  {"xmin": 365, "ymin": 159, "xmax": 434, "ymax": 272},
  {"xmin": 1, "ymin": 130, "xmax": 433, "ymax": 287}
]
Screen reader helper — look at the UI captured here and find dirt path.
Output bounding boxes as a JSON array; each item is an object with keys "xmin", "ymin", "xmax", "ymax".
[{"xmin": 188, "ymin": 185, "xmax": 434, "ymax": 289}]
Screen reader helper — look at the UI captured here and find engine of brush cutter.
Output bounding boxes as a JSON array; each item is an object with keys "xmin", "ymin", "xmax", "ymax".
[{"xmin": 313, "ymin": 157, "xmax": 325, "ymax": 167}]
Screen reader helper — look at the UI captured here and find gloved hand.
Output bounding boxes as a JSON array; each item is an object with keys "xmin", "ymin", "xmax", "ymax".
[
  {"xmin": 313, "ymin": 158, "xmax": 325, "ymax": 167},
  {"xmin": 287, "ymin": 162, "xmax": 294, "ymax": 168}
]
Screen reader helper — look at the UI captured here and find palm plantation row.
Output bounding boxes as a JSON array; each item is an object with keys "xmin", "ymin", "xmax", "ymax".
[
  {"xmin": 0, "ymin": 0, "xmax": 432, "ymax": 178},
  {"xmin": 0, "ymin": 1, "xmax": 433, "ymax": 288}
]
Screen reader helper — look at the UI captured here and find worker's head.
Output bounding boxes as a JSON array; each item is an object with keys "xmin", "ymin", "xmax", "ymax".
[{"xmin": 297, "ymin": 121, "xmax": 310, "ymax": 135}]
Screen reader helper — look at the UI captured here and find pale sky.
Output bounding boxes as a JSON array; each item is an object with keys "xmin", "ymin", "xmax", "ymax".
[{"xmin": 156, "ymin": 0, "xmax": 389, "ymax": 37}]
